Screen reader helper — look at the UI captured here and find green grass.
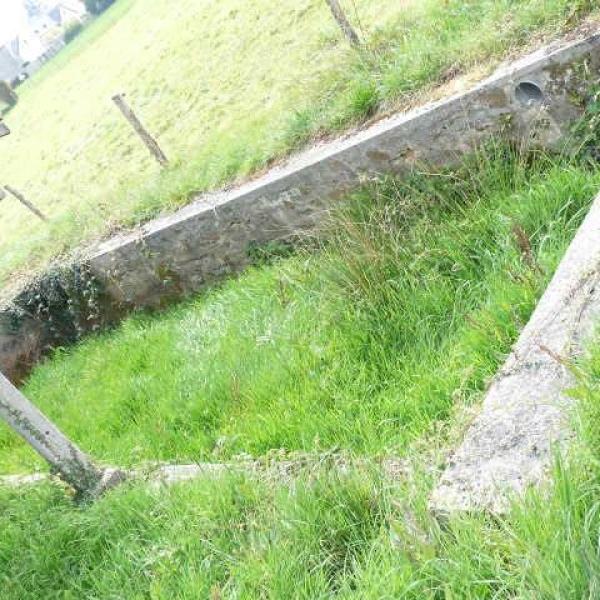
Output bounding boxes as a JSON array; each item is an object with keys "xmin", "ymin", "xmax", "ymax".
[
  {"xmin": 0, "ymin": 0, "xmax": 597, "ymax": 292},
  {"xmin": 3, "ymin": 3, "xmax": 600, "ymax": 593},
  {"xmin": 2, "ymin": 140, "xmax": 600, "ymax": 596},
  {"xmin": 1, "ymin": 145, "xmax": 598, "ymax": 474},
  {"xmin": 1, "ymin": 334, "xmax": 600, "ymax": 598}
]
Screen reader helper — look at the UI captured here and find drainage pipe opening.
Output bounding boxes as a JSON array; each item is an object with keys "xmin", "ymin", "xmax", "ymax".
[{"xmin": 515, "ymin": 81, "xmax": 545, "ymax": 106}]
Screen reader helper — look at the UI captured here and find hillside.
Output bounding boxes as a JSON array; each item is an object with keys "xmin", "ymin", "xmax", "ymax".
[{"xmin": 0, "ymin": 0, "xmax": 597, "ymax": 296}]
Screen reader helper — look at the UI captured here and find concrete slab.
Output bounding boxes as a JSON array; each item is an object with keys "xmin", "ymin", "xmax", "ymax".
[
  {"xmin": 0, "ymin": 454, "xmax": 410, "ymax": 489},
  {"xmin": 431, "ymin": 191, "xmax": 600, "ymax": 513}
]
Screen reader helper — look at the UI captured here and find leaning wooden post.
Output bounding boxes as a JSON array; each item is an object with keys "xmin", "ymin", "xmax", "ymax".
[
  {"xmin": 3, "ymin": 185, "xmax": 48, "ymax": 222},
  {"xmin": 112, "ymin": 93, "xmax": 169, "ymax": 167},
  {"xmin": 0, "ymin": 117, "xmax": 120, "ymax": 500},
  {"xmin": 325, "ymin": 0, "xmax": 360, "ymax": 47},
  {"xmin": 0, "ymin": 372, "xmax": 119, "ymax": 498}
]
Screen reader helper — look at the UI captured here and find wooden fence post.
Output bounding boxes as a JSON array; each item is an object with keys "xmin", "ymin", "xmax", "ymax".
[
  {"xmin": 325, "ymin": 0, "xmax": 360, "ymax": 47},
  {"xmin": 3, "ymin": 185, "xmax": 48, "ymax": 222},
  {"xmin": 112, "ymin": 93, "xmax": 169, "ymax": 167},
  {"xmin": 0, "ymin": 372, "xmax": 120, "ymax": 498},
  {"xmin": 0, "ymin": 94, "xmax": 117, "ymax": 499}
]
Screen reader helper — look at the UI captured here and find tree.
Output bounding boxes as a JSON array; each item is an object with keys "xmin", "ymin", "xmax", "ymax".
[
  {"xmin": 83, "ymin": 0, "xmax": 116, "ymax": 16},
  {"xmin": 64, "ymin": 22, "xmax": 84, "ymax": 44},
  {"xmin": 0, "ymin": 81, "xmax": 18, "ymax": 109}
]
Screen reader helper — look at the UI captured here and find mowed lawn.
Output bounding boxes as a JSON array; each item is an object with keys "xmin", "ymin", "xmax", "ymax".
[
  {"xmin": 0, "ymin": 0, "xmax": 597, "ymax": 293},
  {"xmin": 0, "ymin": 146, "xmax": 597, "ymax": 474}
]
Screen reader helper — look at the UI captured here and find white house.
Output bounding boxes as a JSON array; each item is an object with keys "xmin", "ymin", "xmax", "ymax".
[
  {"xmin": 0, "ymin": 1, "xmax": 87, "ymax": 84},
  {"xmin": 16, "ymin": 28, "xmax": 47, "ymax": 63},
  {"xmin": 0, "ymin": 39, "xmax": 23, "ymax": 83}
]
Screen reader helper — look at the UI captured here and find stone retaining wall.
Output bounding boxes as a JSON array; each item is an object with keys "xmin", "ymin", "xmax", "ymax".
[{"xmin": 2, "ymin": 33, "xmax": 600, "ymax": 382}]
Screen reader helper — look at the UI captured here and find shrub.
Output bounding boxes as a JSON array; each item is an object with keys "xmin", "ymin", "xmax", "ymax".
[
  {"xmin": 64, "ymin": 22, "xmax": 84, "ymax": 44},
  {"xmin": 84, "ymin": 0, "xmax": 116, "ymax": 15},
  {"xmin": 0, "ymin": 81, "xmax": 18, "ymax": 108}
]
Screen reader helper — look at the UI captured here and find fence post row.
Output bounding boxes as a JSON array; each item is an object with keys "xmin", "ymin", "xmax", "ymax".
[{"xmin": 0, "ymin": 120, "xmax": 117, "ymax": 499}]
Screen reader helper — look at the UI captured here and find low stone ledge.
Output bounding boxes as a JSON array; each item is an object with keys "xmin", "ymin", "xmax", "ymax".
[
  {"xmin": 2, "ymin": 32, "xmax": 600, "ymax": 382},
  {"xmin": 0, "ymin": 454, "xmax": 410, "ymax": 490},
  {"xmin": 430, "ymin": 191, "xmax": 600, "ymax": 514}
]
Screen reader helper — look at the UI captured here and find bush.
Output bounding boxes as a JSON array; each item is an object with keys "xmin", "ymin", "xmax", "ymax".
[
  {"xmin": 0, "ymin": 81, "xmax": 18, "ymax": 108},
  {"xmin": 84, "ymin": 0, "xmax": 116, "ymax": 15},
  {"xmin": 64, "ymin": 22, "xmax": 84, "ymax": 44}
]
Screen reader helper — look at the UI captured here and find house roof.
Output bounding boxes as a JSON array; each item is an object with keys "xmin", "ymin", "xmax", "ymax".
[
  {"xmin": 27, "ymin": 13, "xmax": 56, "ymax": 36},
  {"xmin": 48, "ymin": 1, "xmax": 86, "ymax": 26},
  {"xmin": 0, "ymin": 26, "xmax": 47, "ymax": 72},
  {"xmin": 3, "ymin": 38, "xmax": 21, "ymax": 61}
]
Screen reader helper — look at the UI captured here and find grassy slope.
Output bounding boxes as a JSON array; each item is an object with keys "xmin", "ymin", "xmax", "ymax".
[
  {"xmin": 0, "ymin": 0, "xmax": 596, "ymax": 290},
  {"xmin": 0, "ymin": 148, "xmax": 597, "ymax": 474},
  {"xmin": 1, "ymin": 145, "xmax": 600, "ymax": 597}
]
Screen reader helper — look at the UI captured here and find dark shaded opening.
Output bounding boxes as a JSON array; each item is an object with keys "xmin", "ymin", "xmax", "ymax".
[{"xmin": 515, "ymin": 81, "xmax": 545, "ymax": 106}]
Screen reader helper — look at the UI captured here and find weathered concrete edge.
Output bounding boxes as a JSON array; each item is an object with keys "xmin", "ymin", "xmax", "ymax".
[
  {"xmin": 1, "ymin": 32, "xmax": 600, "ymax": 382},
  {"xmin": 92, "ymin": 32, "xmax": 599, "ymax": 265},
  {"xmin": 430, "ymin": 191, "xmax": 600, "ymax": 514},
  {"xmin": 0, "ymin": 455, "xmax": 410, "ymax": 489}
]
